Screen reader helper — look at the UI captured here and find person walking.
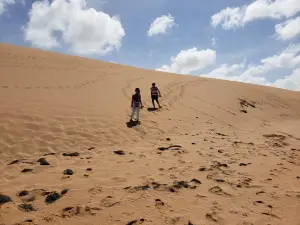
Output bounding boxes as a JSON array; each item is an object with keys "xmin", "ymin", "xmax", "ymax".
[
  {"xmin": 129, "ymin": 88, "xmax": 143, "ymax": 123},
  {"xmin": 150, "ymin": 83, "xmax": 161, "ymax": 109}
]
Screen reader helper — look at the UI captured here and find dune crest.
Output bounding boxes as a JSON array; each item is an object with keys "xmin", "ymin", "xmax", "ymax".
[{"xmin": 1, "ymin": 43, "xmax": 300, "ymax": 225}]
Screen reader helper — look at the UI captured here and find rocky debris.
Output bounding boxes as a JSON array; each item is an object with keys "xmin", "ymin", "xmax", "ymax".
[
  {"xmin": 155, "ymin": 199, "xmax": 164, "ymax": 207},
  {"xmin": 18, "ymin": 203, "xmax": 36, "ymax": 212},
  {"xmin": 62, "ymin": 152, "xmax": 80, "ymax": 157},
  {"xmin": 45, "ymin": 192, "xmax": 61, "ymax": 204},
  {"xmin": 191, "ymin": 178, "xmax": 201, "ymax": 184},
  {"xmin": 199, "ymin": 166, "xmax": 206, "ymax": 171},
  {"xmin": 22, "ymin": 168, "xmax": 33, "ymax": 173},
  {"xmin": 44, "ymin": 153, "xmax": 56, "ymax": 156},
  {"xmin": 37, "ymin": 158, "xmax": 50, "ymax": 165},
  {"xmin": 61, "ymin": 189, "xmax": 69, "ymax": 195},
  {"xmin": 18, "ymin": 190, "xmax": 29, "ymax": 197},
  {"xmin": 126, "ymin": 219, "xmax": 145, "ymax": 225},
  {"xmin": 63, "ymin": 169, "xmax": 74, "ymax": 175},
  {"xmin": 113, "ymin": 150, "xmax": 125, "ymax": 155},
  {"xmin": 0, "ymin": 194, "xmax": 12, "ymax": 205},
  {"xmin": 158, "ymin": 145, "xmax": 182, "ymax": 151},
  {"xmin": 8, "ymin": 159, "xmax": 20, "ymax": 165}
]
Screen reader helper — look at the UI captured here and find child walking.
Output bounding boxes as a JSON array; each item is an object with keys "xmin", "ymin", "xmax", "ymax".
[{"xmin": 129, "ymin": 88, "xmax": 143, "ymax": 124}]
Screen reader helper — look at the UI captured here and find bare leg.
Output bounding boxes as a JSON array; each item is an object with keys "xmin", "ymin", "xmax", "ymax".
[
  {"xmin": 152, "ymin": 98, "xmax": 156, "ymax": 108},
  {"xmin": 130, "ymin": 106, "xmax": 136, "ymax": 121},
  {"xmin": 156, "ymin": 99, "xmax": 161, "ymax": 108},
  {"xmin": 136, "ymin": 106, "xmax": 140, "ymax": 122}
]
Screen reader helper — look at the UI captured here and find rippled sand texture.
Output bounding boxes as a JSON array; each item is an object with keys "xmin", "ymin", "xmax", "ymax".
[{"xmin": 1, "ymin": 43, "xmax": 300, "ymax": 225}]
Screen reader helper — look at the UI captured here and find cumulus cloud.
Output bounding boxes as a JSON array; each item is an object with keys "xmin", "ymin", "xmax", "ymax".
[
  {"xmin": 147, "ymin": 14, "xmax": 176, "ymax": 37},
  {"xmin": 156, "ymin": 47, "xmax": 216, "ymax": 74},
  {"xmin": 199, "ymin": 44, "xmax": 300, "ymax": 91},
  {"xmin": 0, "ymin": 0, "xmax": 23, "ymax": 15},
  {"xmin": 23, "ymin": 0, "xmax": 125, "ymax": 55},
  {"xmin": 211, "ymin": 0, "xmax": 300, "ymax": 30},
  {"xmin": 211, "ymin": 37, "xmax": 217, "ymax": 47},
  {"xmin": 199, "ymin": 62, "xmax": 245, "ymax": 79},
  {"xmin": 273, "ymin": 68, "xmax": 300, "ymax": 90},
  {"xmin": 275, "ymin": 16, "xmax": 300, "ymax": 40}
]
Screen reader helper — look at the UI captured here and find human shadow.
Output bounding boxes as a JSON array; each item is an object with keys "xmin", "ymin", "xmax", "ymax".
[
  {"xmin": 147, "ymin": 107, "xmax": 158, "ymax": 112},
  {"xmin": 126, "ymin": 120, "xmax": 140, "ymax": 128}
]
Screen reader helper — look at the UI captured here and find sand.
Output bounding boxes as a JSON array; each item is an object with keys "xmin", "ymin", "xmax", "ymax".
[{"xmin": 0, "ymin": 43, "xmax": 300, "ymax": 225}]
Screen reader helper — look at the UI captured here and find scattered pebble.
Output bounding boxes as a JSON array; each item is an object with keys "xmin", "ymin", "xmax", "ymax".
[
  {"xmin": 18, "ymin": 203, "xmax": 36, "ymax": 212},
  {"xmin": 45, "ymin": 192, "xmax": 61, "ymax": 204},
  {"xmin": 61, "ymin": 189, "xmax": 69, "ymax": 195},
  {"xmin": 8, "ymin": 159, "xmax": 20, "ymax": 165},
  {"xmin": 62, "ymin": 152, "xmax": 80, "ymax": 157},
  {"xmin": 63, "ymin": 169, "xmax": 74, "ymax": 175},
  {"xmin": 199, "ymin": 167, "xmax": 206, "ymax": 171},
  {"xmin": 114, "ymin": 150, "xmax": 125, "ymax": 155},
  {"xmin": 239, "ymin": 163, "xmax": 248, "ymax": 166},
  {"xmin": 88, "ymin": 147, "xmax": 95, "ymax": 150},
  {"xmin": 215, "ymin": 179, "xmax": 225, "ymax": 183},
  {"xmin": 166, "ymin": 138, "xmax": 171, "ymax": 141},
  {"xmin": 218, "ymin": 149, "xmax": 223, "ymax": 153},
  {"xmin": 44, "ymin": 153, "xmax": 56, "ymax": 156},
  {"xmin": 37, "ymin": 158, "xmax": 50, "ymax": 165},
  {"xmin": 0, "ymin": 194, "xmax": 12, "ymax": 205},
  {"xmin": 18, "ymin": 190, "xmax": 29, "ymax": 197},
  {"xmin": 86, "ymin": 168, "xmax": 93, "ymax": 171},
  {"xmin": 21, "ymin": 168, "xmax": 33, "ymax": 173}
]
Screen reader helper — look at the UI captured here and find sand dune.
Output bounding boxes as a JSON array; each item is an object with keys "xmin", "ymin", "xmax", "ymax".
[{"xmin": 1, "ymin": 43, "xmax": 300, "ymax": 225}]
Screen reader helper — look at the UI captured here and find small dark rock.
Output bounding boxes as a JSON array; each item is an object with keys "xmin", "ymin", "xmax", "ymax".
[
  {"xmin": 62, "ymin": 152, "xmax": 80, "ymax": 157},
  {"xmin": 18, "ymin": 203, "xmax": 36, "ymax": 212},
  {"xmin": 24, "ymin": 220, "xmax": 33, "ymax": 223},
  {"xmin": 84, "ymin": 174, "xmax": 89, "ymax": 177},
  {"xmin": 191, "ymin": 178, "xmax": 201, "ymax": 184},
  {"xmin": 61, "ymin": 189, "xmax": 69, "ymax": 195},
  {"xmin": 8, "ymin": 159, "xmax": 20, "ymax": 165},
  {"xmin": 45, "ymin": 192, "xmax": 61, "ymax": 204},
  {"xmin": 113, "ymin": 150, "xmax": 125, "ymax": 155},
  {"xmin": 18, "ymin": 190, "xmax": 29, "ymax": 197},
  {"xmin": 166, "ymin": 138, "xmax": 171, "ymax": 141},
  {"xmin": 192, "ymin": 142, "xmax": 196, "ymax": 145},
  {"xmin": 37, "ymin": 158, "xmax": 50, "ymax": 165},
  {"xmin": 297, "ymin": 176, "xmax": 300, "ymax": 179},
  {"xmin": 0, "ymin": 194, "xmax": 12, "ymax": 205},
  {"xmin": 134, "ymin": 185, "xmax": 150, "ymax": 191},
  {"xmin": 215, "ymin": 179, "xmax": 225, "ymax": 183},
  {"xmin": 63, "ymin": 169, "xmax": 74, "ymax": 175},
  {"xmin": 218, "ymin": 149, "xmax": 223, "ymax": 153},
  {"xmin": 126, "ymin": 220, "xmax": 138, "ymax": 225},
  {"xmin": 255, "ymin": 200, "xmax": 264, "ymax": 204},
  {"xmin": 239, "ymin": 163, "xmax": 248, "ymax": 166},
  {"xmin": 88, "ymin": 147, "xmax": 95, "ymax": 150},
  {"xmin": 86, "ymin": 168, "xmax": 92, "ymax": 171},
  {"xmin": 22, "ymin": 168, "xmax": 33, "ymax": 173},
  {"xmin": 173, "ymin": 181, "xmax": 189, "ymax": 189},
  {"xmin": 240, "ymin": 109, "xmax": 247, "ymax": 113},
  {"xmin": 267, "ymin": 178, "xmax": 272, "ymax": 181},
  {"xmin": 44, "ymin": 153, "xmax": 56, "ymax": 156},
  {"xmin": 199, "ymin": 167, "xmax": 206, "ymax": 171}
]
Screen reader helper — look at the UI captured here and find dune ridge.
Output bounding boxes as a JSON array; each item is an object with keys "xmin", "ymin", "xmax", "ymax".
[{"xmin": 1, "ymin": 43, "xmax": 300, "ymax": 225}]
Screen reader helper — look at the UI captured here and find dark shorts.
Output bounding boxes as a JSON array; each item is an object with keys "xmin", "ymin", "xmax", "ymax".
[{"xmin": 151, "ymin": 95, "xmax": 158, "ymax": 101}]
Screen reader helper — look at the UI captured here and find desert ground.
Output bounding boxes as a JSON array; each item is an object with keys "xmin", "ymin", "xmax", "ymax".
[{"xmin": 0, "ymin": 43, "xmax": 300, "ymax": 225}]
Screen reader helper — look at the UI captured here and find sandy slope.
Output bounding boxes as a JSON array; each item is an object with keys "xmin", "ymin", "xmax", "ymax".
[{"xmin": 0, "ymin": 43, "xmax": 300, "ymax": 225}]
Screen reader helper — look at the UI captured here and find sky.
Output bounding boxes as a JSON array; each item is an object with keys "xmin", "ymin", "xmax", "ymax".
[{"xmin": 1, "ymin": 0, "xmax": 300, "ymax": 91}]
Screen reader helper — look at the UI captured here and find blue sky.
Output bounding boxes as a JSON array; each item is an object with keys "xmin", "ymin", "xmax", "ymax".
[{"xmin": 1, "ymin": 0, "xmax": 300, "ymax": 90}]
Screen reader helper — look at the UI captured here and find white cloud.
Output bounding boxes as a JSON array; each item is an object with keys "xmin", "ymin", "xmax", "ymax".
[
  {"xmin": 156, "ymin": 47, "xmax": 216, "ymax": 74},
  {"xmin": 273, "ymin": 68, "xmax": 300, "ymax": 90},
  {"xmin": 275, "ymin": 16, "xmax": 300, "ymax": 40},
  {"xmin": 212, "ymin": 0, "xmax": 300, "ymax": 30},
  {"xmin": 240, "ymin": 44, "xmax": 300, "ymax": 78},
  {"xmin": 0, "ymin": 0, "xmax": 23, "ymax": 15},
  {"xmin": 199, "ymin": 44, "xmax": 300, "ymax": 91},
  {"xmin": 23, "ymin": 0, "xmax": 125, "ymax": 55},
  {"xmin": 212, "ymin": 37, "xmax": 217, "ymax": 47},
  {"xmin": 147, "ymin": 14, "xmax": 176, "ymax": 37},
  {"xmin": 199, "ymin": 61, "xmax": 245, "ymax": 79}
]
